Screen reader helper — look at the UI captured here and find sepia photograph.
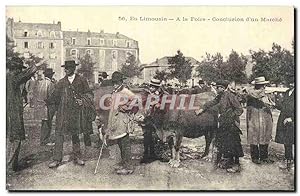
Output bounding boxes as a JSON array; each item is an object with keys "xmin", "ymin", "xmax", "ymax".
[{"xmin": 5, "ymin": 5, "xmax": 295, "ymax": 191}]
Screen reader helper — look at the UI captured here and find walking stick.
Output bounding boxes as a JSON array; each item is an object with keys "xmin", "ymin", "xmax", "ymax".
[
  {"xmin": 94, "ymin": 141, "xmax": 105, "ymax": 175},
  {"xmin": 94, "ymin": 125, "xmax": 105, "ymax": 174}
]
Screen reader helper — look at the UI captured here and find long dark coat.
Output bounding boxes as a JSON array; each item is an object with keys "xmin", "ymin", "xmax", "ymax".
[
  {"xmin": 46, "ymin": 74, "xmax": 96, "ymax": 136},
  {"xmin": 7, "ymin": 65, "xmax": 37, "ymax": 142},
  {"xmin": 206, "ymin": 90, "xmax": 244, "ymax": 157},
  {"xmin": 275, "ymin": 89, "xmax": 295, "ymax": 144},
  {"xmin": 246, "ymin": 89, "xmax": 274, "ymax": 145}
]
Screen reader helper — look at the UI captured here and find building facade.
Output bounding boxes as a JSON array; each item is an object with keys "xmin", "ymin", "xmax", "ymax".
[
  {"xmin": 7, "ymin": 18, "xmax": 64, "ymax": 79},
  {"xmin": 64, "ymin": 30, "xmax": 139, "ymax": 83},
  {"xmin": 6, "ymin": 18, "xmax": 139, "ymax": 81}
]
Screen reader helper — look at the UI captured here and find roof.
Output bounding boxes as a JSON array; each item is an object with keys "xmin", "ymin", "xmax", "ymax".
[
  {"xmin": 141, "ymin": 56, "xmax": 200, "ymax": 70},
  {"xmin": 63, "ymin": 30, "xmax": 135, "ymax": 40},
  {"xmin": 13, "ymin": 21, "xmax": 61, "ymax": 31},
  {"xmin": 150, "ymin": 56, "xmax": 199, "ymax": 66}
]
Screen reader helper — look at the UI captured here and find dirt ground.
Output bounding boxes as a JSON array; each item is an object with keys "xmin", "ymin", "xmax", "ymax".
[{"xmin": 6, "ymin": 108, "xmax": 295, "ymax": 191}]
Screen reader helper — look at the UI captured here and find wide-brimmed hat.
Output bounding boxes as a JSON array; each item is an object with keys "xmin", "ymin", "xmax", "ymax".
[
  {"xmin": 8, "ymin": 56, "xmax": 26, "ymax": 70},
  {"xmin": 111, "ymin": 71, "xmax": 127, "ymax": 83},
  {"xmin": 252, "ymin": 76, "xmax": 269, "ymax": 85},
  {"xmin": 149, "ymin": 78, "xmax": 161, "ymax": 87},
  {"xmin": 44, "ymin": 68, "xmax": 55, "ymax": 76},
  {"xmin": 61, "ymin": 60, "xmax": 79, "ymax": 67}
]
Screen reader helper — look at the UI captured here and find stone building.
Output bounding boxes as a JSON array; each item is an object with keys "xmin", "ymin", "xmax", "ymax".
[
  {"xmin": 6, "ymin": 18, "xmax": 139, "ymax": 82},
  {"xmin": 7, "ymin": 18, "xmax": 64, "ymax": 79},
  {"xmin": 63, "ymin": 30, "xmax": 139, "ymax": 83}
]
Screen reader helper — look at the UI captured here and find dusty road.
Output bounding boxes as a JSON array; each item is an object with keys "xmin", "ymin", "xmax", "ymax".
[{"xmin": 6, "ymin": 108, "xmax": 295, "ymax": 191}]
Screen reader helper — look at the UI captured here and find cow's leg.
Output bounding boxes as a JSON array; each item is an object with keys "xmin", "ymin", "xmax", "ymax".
[
  {"xmin": 168, "ymin": 136, "xmax": 176, "ymax": 165},
  {"xmin": 170, "ymin": 134, "xmax": 182, "ymax": 168},
  {"xmin": 201, "ymin": 130, "xmax": 213, "ymax": 158}
]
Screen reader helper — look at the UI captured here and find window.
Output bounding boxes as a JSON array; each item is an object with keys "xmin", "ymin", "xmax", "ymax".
[
  {"xmin": 37, "ymin": 42, "xmax": 43, "ymax": 49},
  {"xmin": 113, "ymin": 40, "xmax": 117, "ymax": 47},
  {"xmin": 50, "ymin": 63, "xmax": 55, "ymax": 69},
  {"xmin": 126, "ymin": 51, "xmax": 132, "ymax": 58},
  {"xmin": 100, "ymin": 39, "xmax": 104, "ymax": 46},
  {"xmin": 37, "ymin": 30, "xmax": 43, "ymax": 37},
  {"xmin": 71, "ymin": 49, "xmax": 77, "ymax": 57},
  {"xmin": 50, "ymin": 31, "xmax": 56, "ymax": 38},
  {"xmin": 126, "ymin": 41, "xmax": 130, "ymax": 48},
  {"xmin": 50, "ymin": 42, "xmax": 55, "ymax": 49},
  {"xmin": 87, "ymin": 38, "xmax": 91, "ymax": 45},
  {"xmin": 86, "ymin": 49, "xmax": 93, "ymax": 55},
  {"xmin": 50, "ymin": 53, "xmax": 56, "ymax": 59},
  {"xmin": 72, "ymin": 38, "xmax": 76, "ymax": 45},
  {"xmin": 24, "ymin": 52, "xmax": 30, "ymax": 58},
  {"xmin": 112, "ymin": 50, "xmax": 117, "ymax": 59},
  {"xmin": 24, "ymin": 42, "xmax": 28, "ymax": 48},
  {"xmin": 24, "ymin": 31, "xmax": 28, "ymax": 37}
]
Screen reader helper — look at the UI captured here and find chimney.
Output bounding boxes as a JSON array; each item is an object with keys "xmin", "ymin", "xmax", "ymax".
[
  {"xmin": 100, "ymin": 30, "xmax": 104, "ymax": 37},
  {"xmin": 57, "ymin": 21, "xmax": 61, "ymax": 29},
  {"xmin": 116, "ymin": 32, "xmax": 120, "ymax": 38}
]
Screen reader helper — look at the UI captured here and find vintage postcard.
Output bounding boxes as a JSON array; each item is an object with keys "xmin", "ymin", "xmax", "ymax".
[{"xmin": 6, "ymin": 6, "xmax": 295, "ymax": 191}]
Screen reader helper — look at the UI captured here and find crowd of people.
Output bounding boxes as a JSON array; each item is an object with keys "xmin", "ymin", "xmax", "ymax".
[{"xmin": 6, "ymin": 57, "xmax": 295, "ymax": 176}]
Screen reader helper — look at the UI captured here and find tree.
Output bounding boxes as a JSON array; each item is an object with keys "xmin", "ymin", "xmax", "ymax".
[
  {"xmin": 168, "ymin": 50, "xmax": 193, "ymax": 85},
  {"xmin": 78, "ymin": 53, "xmax": 96, "ymax": 83},
  {"xmin": 153, "ymin": 69, "xmax": 170, "ymax": 82},
  {"xmin": 196, "ymin": 52, "xmax": 224, "ymax": 83},
  {"xmin": 250, "ymin": 43, "xmax": 294, "ymax": 84},
  {"xmin": 223, "ymin": 50, "xmax": 248, "ymax": 83},
  {"xmin": 120, "ymin": 53, "xmax": 141, "ymax": 78}
]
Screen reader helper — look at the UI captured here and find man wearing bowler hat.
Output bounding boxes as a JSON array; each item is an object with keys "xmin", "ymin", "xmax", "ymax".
[
  {"xmin": 44, "ymin": 68, "xmax": 56, "ymax": 84},
  {"xmin": 47, "ymin": 60, "xmax": 96, "ymax": 168}
]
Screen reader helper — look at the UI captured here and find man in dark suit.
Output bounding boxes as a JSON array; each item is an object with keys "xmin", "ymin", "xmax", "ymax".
[
  {"xmin": 202, "ymin": 80, "xmax": 244, "ymax": 173},
  {"xmin": 7, "ymin": 57, "xmax": 42, "ymax": 171},
  {"xmin": 47, "ymin": 60, "xmax": 96, "ymax": 168},
  {"xmin": 275, "ymin": 82, "xmax": 295, "ymax": 170}
]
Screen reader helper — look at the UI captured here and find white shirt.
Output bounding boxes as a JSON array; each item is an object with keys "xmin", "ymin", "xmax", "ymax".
[{"xmin": 68, "ymin": 74, "xmax": 75, "ymax": 84}]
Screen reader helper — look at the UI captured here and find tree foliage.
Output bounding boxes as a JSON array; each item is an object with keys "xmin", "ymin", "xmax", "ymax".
[
  {"xmin": 168, "ymin": 50, "xmax": 193, "ymax": 85},
  {"xmin": 196, "ymin": 51, "xmax": 248, "ymax": 84},
  {"xmin": 78, "ymin": 53, "xmax": 96, "ymax": 82},
  {"xmin": 250, "ymin": 43, "xmax": 294, "ymax": 84},
  {"xmin": 120, "ymin": 53, "xmax": 141, "ymax": 78},
  {"xmin": 195, "ymin": 52, "xmax": 224, "ymax": 83},
  {"xmin": 153, "ymin": 69, "xmax": 170, "ymax": 82},
  {"xmin": 224, "ymin": 50, "xmax": 248, "ymax": 83}
]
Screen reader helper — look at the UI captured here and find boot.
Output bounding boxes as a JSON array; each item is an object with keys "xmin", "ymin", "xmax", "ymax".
[
  {"xmin": 73, "ymin": 158, "xmax": 85, "ymax": 166},
  {"xmin": 48, "ymin": 160, "xmax": 61, "ymax": 168},
  {"xmin": 226, "ymin": 164, "xmax": 241, "ymax": 173},
  {"xmin": 116, "ymin": 164, "xmax": 134, "ymax": 175}
]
